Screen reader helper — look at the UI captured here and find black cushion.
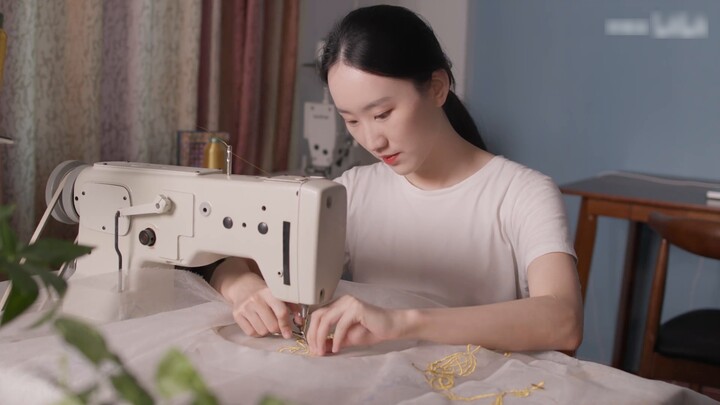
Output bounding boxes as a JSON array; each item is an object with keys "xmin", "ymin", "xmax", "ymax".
[{"xmin": 655, "ymin": 308, "xmax": 720, "ymax": 366}]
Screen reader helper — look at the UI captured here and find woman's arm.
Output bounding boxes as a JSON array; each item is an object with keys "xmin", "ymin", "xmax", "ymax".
[
  {"xmin": 307, "ymin": 252, "xmax": 583, "ymax": 355},
  {"xmin": 211, "ymin": 257, "xmax": 298, "ymax": 339},
  {"xmin": 402, "ymin": 252, "xmax": 582, "ymax": 350}
]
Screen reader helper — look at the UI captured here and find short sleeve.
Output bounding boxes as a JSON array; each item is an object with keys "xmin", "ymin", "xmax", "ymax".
[{"xmin": 506, "ymin": 172, "xmax": 575, "ymax": 296}]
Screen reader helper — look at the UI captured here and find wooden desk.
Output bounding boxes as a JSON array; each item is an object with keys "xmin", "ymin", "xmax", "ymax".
[{"xmin": 561, "ymin": 173, "xmax": 720, "ymax": 370}]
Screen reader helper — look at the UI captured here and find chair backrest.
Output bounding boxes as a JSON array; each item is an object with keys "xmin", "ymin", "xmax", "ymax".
[
  {"xmin": 641, "ymin": 212, "xmax": 720, "ymax": 387},
  {"xmin": 647, "ymin": 213, "xmax": 720, "ymax": 260}
]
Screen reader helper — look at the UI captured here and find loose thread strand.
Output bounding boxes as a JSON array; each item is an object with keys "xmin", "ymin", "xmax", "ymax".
[
  {"xmin": 420, "ymin": 345, "xmax": 544, "ymax": 403},
  {"xmin": 195, "ymin": 124, "xmax": 271, "ymax": 176}
]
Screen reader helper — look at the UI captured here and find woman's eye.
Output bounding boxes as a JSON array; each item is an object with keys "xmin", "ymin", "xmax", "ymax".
[
  {"xmin": 345, "ymin": 120, "xmax": 359, "ymax": 126},
  {"xmin": 374, "ymin": 110, "xmax": 392, "ymax": 120}
]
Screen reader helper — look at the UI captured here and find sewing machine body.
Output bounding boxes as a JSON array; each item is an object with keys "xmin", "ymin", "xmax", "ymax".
[{"xmin": 61, "ymin": 162, "xmax": 346, "ymax": 322}]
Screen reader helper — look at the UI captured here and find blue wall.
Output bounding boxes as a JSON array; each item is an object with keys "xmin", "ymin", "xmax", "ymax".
[{"xmin": 466, "ymin": 1, "xmax": 720, "ymax": 366}]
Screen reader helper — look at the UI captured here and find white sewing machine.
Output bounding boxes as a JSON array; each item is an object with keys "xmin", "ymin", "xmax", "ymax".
[
  {"xmin": 36, "ymin": 161, "xmax": 347, "ymax": 323},
  {"xmin": 302, "ymin": 91, "xmax": 376, "ymax": 179}
]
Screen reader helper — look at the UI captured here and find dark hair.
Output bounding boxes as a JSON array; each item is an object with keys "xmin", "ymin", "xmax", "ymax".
[{"xmin": 318, "ymin": 5, "xmax": 486, "ymax": 151}]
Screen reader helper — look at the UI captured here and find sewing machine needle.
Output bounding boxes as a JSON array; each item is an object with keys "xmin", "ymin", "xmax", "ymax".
[{"xmin": 300, "ymin": 304, "xmax": 310, "ymax": 338}]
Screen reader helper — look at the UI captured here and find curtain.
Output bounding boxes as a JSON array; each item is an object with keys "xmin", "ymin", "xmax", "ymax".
[
  {"xmin": 196, "ymin": 0, "xmax": 299, "ymax": 175},
  {"xmin": 0, "ymin": 0, "xmax": 202, "ymax": 241},
  {"xmin": 0, "ymin": 0, "xmax": 299, "ymax": 241}
]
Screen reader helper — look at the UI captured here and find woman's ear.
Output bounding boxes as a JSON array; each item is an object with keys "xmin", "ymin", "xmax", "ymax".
[{"xmin": 429, "ymin": 69, "xmax": 450, "ymax": 107}]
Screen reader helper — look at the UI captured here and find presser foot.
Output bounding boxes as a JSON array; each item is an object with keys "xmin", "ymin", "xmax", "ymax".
[
  {"xmin": 286, "ymin": 304, "xmax": 311, "ymax": 340},
  {"xmin": 271, "ymin": 304, "xmax": 311, "ymax": 340}
]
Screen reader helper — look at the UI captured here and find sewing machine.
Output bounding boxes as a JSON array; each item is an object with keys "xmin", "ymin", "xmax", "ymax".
[
  {"xmin": 302, "ymin": 92, "xmax": 376, "ymax": 179},
  {"xmin": 41, "ymin": 161, "xmax": 347, "ymax": 323}
]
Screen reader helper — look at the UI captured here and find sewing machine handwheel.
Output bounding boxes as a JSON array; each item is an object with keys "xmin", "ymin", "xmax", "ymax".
[
  {"xmin": 139, "ymin": 228, "xmax": 156, "ymax": 246},
  {"xmin": 45, "ymin": 160, "xmax": 89, "ymax": 224}
]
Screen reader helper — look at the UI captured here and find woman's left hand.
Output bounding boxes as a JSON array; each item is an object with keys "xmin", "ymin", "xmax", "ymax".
[{"xmin": 306, "ymin": 295, "xmax": 403, "ymax": 356}]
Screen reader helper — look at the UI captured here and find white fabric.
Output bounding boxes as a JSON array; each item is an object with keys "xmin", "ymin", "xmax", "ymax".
[
  {"xmin": 0, "ymin": 273, "xmax": 715, "ymax": 405},
  {"xmin": 335, "ymin": 156, "xmax": 575, "ymax": 307}
]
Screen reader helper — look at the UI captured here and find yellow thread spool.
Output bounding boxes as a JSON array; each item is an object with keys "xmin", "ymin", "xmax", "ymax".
[
  {"xmin": 203, "ymin": 137, "xmax": 226, "ymax": 171},
  {"xmin": 0, "ymin": 13, "xmax": 7, "ymax": 89}
]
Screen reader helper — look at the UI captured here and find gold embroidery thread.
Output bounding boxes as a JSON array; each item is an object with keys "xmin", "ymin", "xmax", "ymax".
[
  {"xmin": 417, "ymin": 345, "xmax": 544, "ymax": 403},
  {"xmin": 278, "ymin": 338, "xmax": 310, "ymax": 356}
]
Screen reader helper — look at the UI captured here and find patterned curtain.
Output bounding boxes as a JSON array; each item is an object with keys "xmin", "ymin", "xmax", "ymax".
[
  {"xmin": 0, "ymin": 0, "xmax": 299, "ymax": 241},
  {"xmin": 196, "ymin": 0, "xmax": 299, "ymax": 175},
  {"xmin": 0, "ymin": 0, "xmax": 202, "ymax": 241}
]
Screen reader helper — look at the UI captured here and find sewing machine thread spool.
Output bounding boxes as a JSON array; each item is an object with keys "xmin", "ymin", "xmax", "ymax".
[{"xmin": 204, "ymin": 137, "xmax": 226, "ymax": 171}]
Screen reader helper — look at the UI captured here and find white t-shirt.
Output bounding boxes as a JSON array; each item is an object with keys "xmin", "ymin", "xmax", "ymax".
[{"xmin": 335, "ymin": 155, "xmax": 575, "ymax": 307}]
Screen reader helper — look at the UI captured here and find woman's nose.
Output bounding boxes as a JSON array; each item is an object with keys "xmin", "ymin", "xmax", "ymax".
[{"xmin": 365, "ymin": 125, "xmax": 388, "ymax": 153}]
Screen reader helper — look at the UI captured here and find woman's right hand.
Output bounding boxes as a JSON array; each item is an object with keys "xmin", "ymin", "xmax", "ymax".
[
  {"xmin": 210, "ymin": 257, "xmax": 298, "ymax": 339},
  {"xmin": 232, "ymin": 285, "xmax": 298, "ymax": 339}
]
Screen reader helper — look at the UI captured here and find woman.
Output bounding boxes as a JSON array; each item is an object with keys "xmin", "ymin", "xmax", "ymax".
[{"xmin": 209, "ymin": 5, "xmax": 583, "ymax": 356}]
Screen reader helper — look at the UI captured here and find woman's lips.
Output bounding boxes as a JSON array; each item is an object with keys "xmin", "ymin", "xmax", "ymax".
[{"xmin": 382, "ymin": 153, "xmax": 399, "ymax": 165}]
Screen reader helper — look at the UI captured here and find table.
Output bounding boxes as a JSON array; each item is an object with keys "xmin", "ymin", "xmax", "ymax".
[
  {"xmin": 0, "ymin": 273, "xmax": 716, "ymax": 404},
  {"xmin": 560, "ymin": 172, "xmax": 720, "ymax": 371}
]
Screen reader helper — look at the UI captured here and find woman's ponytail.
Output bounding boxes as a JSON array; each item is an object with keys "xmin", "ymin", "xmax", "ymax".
[{"xmin": 443, "ymin": 91, "xmax": 486, "ymax": 151}]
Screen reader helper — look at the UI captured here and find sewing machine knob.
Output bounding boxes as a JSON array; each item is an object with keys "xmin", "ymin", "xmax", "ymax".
[
  {"xmin": 139, "ymin": 228, "xmax": 156, "ymax": 246},
  {"xmin": 258, "ymin": 222, "xmax": 268, "ymax": 234}
]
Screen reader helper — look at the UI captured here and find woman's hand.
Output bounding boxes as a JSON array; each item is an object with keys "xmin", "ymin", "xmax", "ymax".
[
  {"xmin": 233, "ymin": 286, "xmax": 302, "ymax": 339},
  {"xmin": 211, "ymin": 257, "xmax": 299, "ymax": 339},
  {"xmin": 306, "ymin": 295, "xmax": 405, "ymax": 355}
]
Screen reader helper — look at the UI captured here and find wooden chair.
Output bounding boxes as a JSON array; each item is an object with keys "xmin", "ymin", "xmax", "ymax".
[{"xmin": 639, "ymin": 212, "xmax": 720, "ymax": 390}]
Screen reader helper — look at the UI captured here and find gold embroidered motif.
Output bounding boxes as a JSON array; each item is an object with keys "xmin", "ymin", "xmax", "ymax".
[
  {"xmin": 278, "ymin": 338, "xmax": 310, "ymax": 356},
  {"xmin": 417, "ymin": 345, "xmax": 544, "ymax": 403}
]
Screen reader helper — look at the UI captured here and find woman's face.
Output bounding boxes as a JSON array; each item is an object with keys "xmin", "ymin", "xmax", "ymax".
[{"xmin": 327, "ymin": 63, "xmax": 446, "ymax": 176}]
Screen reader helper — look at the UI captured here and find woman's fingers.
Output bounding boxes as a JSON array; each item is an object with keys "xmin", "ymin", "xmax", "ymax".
[
  {"xmin": 308, "ymin": 296, "xmax": 360, "ymax": 355},
  {"xmin": 331, "ymin": 313, "xmax": 356, "ymax": 353},
  {"xmin": 306, "ymin": 296, "xmax": 397, "ymax": 355},
  {"xmin": 234, "ymin": 288, "xmax": 298, "ymax": 338},
  {"xmin": 306, "ymin": 307, "xmax": 326, "ymax": 354},
  {"xmin": 234, "ymin": 311, "xmax": 260, "ymax": 337},
  {"xmin": 243, "ymin": 297, "xmax": 278, "ymax": 335},
  {"xmin": 245, "ymin": 311, "xmax": 270, "ymax": 336},
  {"xmin": 267, "ymin": 297, "xmax": 293, "ymax": 339},
  {"xmin": 307, "ymin": 306, "xmax": 334, "ymax": 355}
]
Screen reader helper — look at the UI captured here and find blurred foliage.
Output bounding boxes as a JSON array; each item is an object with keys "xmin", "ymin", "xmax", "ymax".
[{"xmin": 0, "ymin": 205, "xmax": 220, "ymax": 404}]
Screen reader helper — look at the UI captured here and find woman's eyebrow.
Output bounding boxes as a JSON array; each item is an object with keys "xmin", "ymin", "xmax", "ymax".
[{"xmin": 337, "ymin": 96, "xmax": 392, "ymax": 114}]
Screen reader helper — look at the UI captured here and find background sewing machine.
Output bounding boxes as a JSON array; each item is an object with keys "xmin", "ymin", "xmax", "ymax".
[
  {"xmin": 301, "ymin": 84, "xmax": 376, "ymax": 179},
  {"xmin": 23, "ymin": 161, "xmax": 347, "ymax": 323}
]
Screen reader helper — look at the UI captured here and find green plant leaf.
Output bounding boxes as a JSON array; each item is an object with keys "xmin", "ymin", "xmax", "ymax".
[
  {"xmin": 28, "ymin": 299, "xmax": 63, "ymax": 329},
  {"xmin": 73, "ymin": 384, "xmax": 99, "ymax": 403},
  {"xmin": 56, "ymin": 396, "xmax": 86, "ymax": 405},
  {"xmin": 54, "ymin": 317, "xmax": 115, "ymax": 366},
  {"xmin": 0, "ymin": 261, "xmax": 39, "ymax": 325},
  {"xmin": 56, "ymin": 384, "xmax": 99, "ymax": 405},
  {"xmin": 21, "ymin": 240, "xmax": 92, "ymax": 269},
  {"xmin": 0, "ymin": 204, "xmax": 222, "ymax": 404},
  {"xmin": 110, "ymin": 371, "xmax": 154, "ymax": 405},
  {"xmin": 156, "ymin": 349, "xmax": 219, "ymax": 405},
  {"xmin": 0, "ymin": 206, "xmax": 17, "ymax": 262},
  {"xmin": 0, "ymin": 204, "xmax": 14, "ymax": 222},
  {"xmin": 258, "ymin": 396, "xmax": 292, "ymax": 405},
  {"xmin": 22, "ymin": 262, "xmax": 68, "ymax": 297},
  {"xmin": 0, "ymin": 256, "xmax": 8, "ymax": 279},
  {"xmin": 54, "ymin": 316, "xmax": 154, "ymax": 404},
  {"xmin": 0, "ymin": 261, "xmax": 67, "ymax": 328}
]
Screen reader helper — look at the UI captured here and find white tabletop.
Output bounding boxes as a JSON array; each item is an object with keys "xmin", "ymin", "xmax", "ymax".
[{"xmin": 0, "ymin": 272, "xmax": 716, "ymax": 405}]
